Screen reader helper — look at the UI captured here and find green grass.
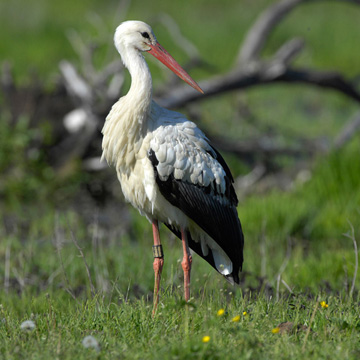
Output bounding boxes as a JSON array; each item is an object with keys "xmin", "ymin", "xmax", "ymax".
[
  {"xmin": 0, "ymin": 138, "xmax": 359, "ymax": 358},
  {"xmin": 1, "ymin": 284, "xmax": 360, "ymax": 359}
]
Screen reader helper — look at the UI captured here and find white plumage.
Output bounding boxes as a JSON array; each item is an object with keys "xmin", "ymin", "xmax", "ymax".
[{"xmin": 101, "ymin": 21, "xmax": 244, "ymax": 308}]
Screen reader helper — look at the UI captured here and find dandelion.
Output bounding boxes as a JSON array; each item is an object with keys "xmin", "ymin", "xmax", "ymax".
[
  {"xmin": 231, "ymin": 315, "xmax": 241, "ymax": 322},
  {"xmin": 202, "ymin": 335, "xmax": 210, "ymax": 343},
  {"xmin": 20, "ymin": 320, "xmax": 36, "ymax": 332},
  {"xmin": 320, "ymin": 301, "xmax": 328, "ymax": 308},
  {"xmin": 243, "ymin": 311, "xmax": 248, "ymax": 316},
  {"xmin": 217, "ymin": 308, "xmax": 225, "ymax": 316},
  {"xmin": 82, "ymin": 335, "xmax": 100, "ymax": 352},
  {"xmin": 271, "ymin": 327, "xmax": 280, "ymax": 334}
]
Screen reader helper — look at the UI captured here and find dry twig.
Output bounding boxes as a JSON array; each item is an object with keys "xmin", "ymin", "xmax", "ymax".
[
  {"xmin": 69, "ymin": 226, "xmax": 96, "ymax": 298},
  {"xmin": 54, "ymin": 215, "xmax": 77, "ymax": 301},
  {"xmin": 343, "ymin": 221, "xmax": 358, "ymax": 299}
]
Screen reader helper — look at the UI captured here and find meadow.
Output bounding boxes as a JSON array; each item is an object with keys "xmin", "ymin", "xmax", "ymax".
[{"xmin": 1, "ymin": 0, "xmax": 360, "ymax": 358}]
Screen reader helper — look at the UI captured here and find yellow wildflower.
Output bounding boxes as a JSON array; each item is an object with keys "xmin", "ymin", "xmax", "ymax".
[
  {"xmin": 217, "ymin": 308, "xmax": 225, "ymax": 316},
  {"xmin": 272, "ymin": 327, "xmax": 280, "ymax": 334},
  {"xmin": 231, "ymin": 315, "xmax": 241, "ymax": 322},
  {"xmin": 202, "ymin": 336, "xmax": 210, "ymax": 343},
  {"xmin": 320, "ymin": 301, "xmax": 328, "ymax": 308},
  {"xmin": 243, "ymin": 311, "xmax": 247, "ymax": 316}
]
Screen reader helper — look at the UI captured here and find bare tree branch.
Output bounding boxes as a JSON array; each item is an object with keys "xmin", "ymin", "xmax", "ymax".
[
  {"xmin": 334, "ymin": 111, "xmax": 360, "ymax": 149},
  {"xmin": 156, "ymin": 65, "xmax": 360, "ymax": 108},
  {"xmin": 209, "ymin": 135, "xmax": 318, "ymax": 161},
  {"xmin": 157, "ymin": 0, "xmax": 360, "ymax": 108},
  {"xmin": 153, "ymin": 13, "xmax": 201, "ymax": 60},
  {"xmin": 274, "ymin": 38, "xmax": 305, "ymax": 65},
  {"xmin": 1, "ymin": 61, "xmax": 15, "ymax": 93},
  {"xmin": 276, "ymin": 68, "xmax": 360, "ymax": 102},
  {"xmin": 237, "ymin": 0, "xmax": 360, "ymax": 64},
  {"xmin": 237, "ymin": 0, "xmax": 303, "ymax": 64},
  {"xmin": 59, "ymin": 60, "xmax": 93, "ymax": 104}
]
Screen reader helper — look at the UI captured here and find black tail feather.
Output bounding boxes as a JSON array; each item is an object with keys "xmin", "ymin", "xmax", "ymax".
[{"xmin": 164, "ymin": 224, "xmax": 241, "ymax": 285}]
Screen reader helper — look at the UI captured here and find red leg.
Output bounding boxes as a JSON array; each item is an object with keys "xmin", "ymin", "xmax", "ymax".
[
  {"xmin": 181, "ymin": 228, "xmax": 192, "ymax": 302},
  {"xmin": 152, "ymin": 220, "xmax": 164, "ymax": 315}
]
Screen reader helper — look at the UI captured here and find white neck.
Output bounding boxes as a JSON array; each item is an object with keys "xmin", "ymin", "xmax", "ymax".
[
  {"xmin": 101, "ymin": 45, "xmax": 154, "ymax": 170},
  {"xmin": 121, "ymin": 46, "xmax": 153, "ymax": 115}
]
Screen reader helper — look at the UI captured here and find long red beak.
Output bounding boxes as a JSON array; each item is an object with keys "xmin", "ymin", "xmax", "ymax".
[{"xmin": 148, "ymin": 42, "xmax": 204, "ymax": 94}]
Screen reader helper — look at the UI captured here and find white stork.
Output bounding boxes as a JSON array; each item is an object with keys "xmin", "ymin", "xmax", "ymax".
[{"xmin": 102, "ymin": 21, "xmax": 244, "ymax": 311}]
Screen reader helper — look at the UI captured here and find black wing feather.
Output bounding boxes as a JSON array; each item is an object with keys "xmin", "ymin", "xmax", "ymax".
[{"xmin": 148, "ymin": 148, "xmax": 244, "ymax": 283}]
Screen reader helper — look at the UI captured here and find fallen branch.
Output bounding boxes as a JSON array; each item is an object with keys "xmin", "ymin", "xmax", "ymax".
[
  {"xmin": 237, "ymin": 0, "xmax": 303, "ymax": 64},
  {"xmin": 210, "ymin": 135, "xmax": 320, "ymax": 161},
  {"xmin": 157, "ymin": 0, "xmax": 360, "ymax": 108},
  {"xmin": 343, "ymin": 221, "xmax": 358, "ymax": 299},
  {"xmin": 334, "ymin": 111, "xmax": 360, "ymax": 149},
  {"xmin": 157, "ymin": 62, "xmax": 360, "ymax": 109}
]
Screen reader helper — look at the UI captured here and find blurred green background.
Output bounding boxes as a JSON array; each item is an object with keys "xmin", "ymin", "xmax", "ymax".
[{"xmin": 2, "ymin": 0, "xmax": 359, "ymax": 78}]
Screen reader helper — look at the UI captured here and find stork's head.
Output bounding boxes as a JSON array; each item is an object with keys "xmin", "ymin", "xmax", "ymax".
[
  {"xmin": 114, "ymin": 21, "xmax": 157, "ymax": 53},
  {"xmin": 114, "ymin": 20, "xmax": 203, "ymax": 94}
]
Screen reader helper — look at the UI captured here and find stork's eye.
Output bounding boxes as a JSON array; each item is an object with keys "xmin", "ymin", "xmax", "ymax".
[{"xmin": 141, "ymin": 32, "xmax": 150, "ymax": 39}]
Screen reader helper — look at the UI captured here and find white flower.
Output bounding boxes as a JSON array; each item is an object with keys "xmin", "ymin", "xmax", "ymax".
[
  {"xmin": 20, "ymin": 320, "xmax": 36, "ymax": 332},
  {"xmin": 82, "ymin": 335, "xmax": 100, "ymax": 352}
]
